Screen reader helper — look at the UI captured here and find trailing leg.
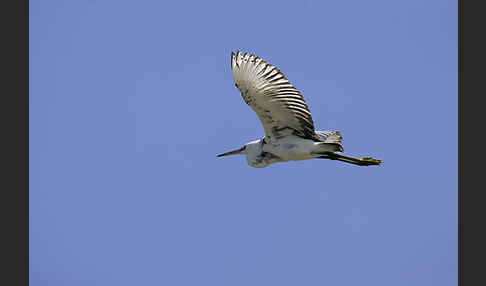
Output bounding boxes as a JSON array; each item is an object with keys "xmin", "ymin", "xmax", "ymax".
[{"xmin": 315, "ymin": 152, "xmax": 382, "ymax": 166}]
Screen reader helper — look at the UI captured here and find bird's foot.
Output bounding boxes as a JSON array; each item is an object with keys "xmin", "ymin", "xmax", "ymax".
[{"xmin": 358, "ymin": 157, "xmax": 382, "ymax": 166}]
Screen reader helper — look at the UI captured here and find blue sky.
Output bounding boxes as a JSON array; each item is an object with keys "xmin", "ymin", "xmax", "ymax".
[{"xmin": 30, "ymin": 1, "xmax": 457, "ymax": 285}]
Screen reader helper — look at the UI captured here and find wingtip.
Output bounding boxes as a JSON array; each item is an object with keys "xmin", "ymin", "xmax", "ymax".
[
  {"xmin": 243, "ymin": 52, "xmax": 250, "ymax": 61},
  {"xmin": 232, "ymin": 50, "xmax": 262, "ymax": 60},
  {"xmin": 232, "ymin": 50, "xmax": 241, "ymax": 68}
]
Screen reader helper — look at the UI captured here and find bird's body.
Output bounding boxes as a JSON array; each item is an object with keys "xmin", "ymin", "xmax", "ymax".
[
  {"xmin": 218, "ymin": 51, "xmax": 382, "ymax": 168},
  {"xmin": 242, "ymin": 134, "xmax": 342, "ymax": 168},
  {"xmin": 264, "ymin": 135, "xmax": 321, "ymax": 162}
]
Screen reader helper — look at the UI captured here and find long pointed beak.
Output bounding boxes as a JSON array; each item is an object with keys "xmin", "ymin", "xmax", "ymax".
[{"xmin": 217, "ymin": 147, "xmax": 244, "ymax": 157}]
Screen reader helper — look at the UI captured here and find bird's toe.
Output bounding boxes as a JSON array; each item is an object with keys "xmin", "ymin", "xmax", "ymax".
[{"xmin": 360, "ymin": 157, "xmax": 382, "ymax": 166}]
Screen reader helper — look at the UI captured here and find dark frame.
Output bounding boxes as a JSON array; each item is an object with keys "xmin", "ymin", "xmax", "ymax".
[
  {"xmin": 459, "ymin": 0, "xmax": 485, "ymax": 285},
  {"xmin": 1, "ymin": 0, "xmax": 28, "ymax": 285}
]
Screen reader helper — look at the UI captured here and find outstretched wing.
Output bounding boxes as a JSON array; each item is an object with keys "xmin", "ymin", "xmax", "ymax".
[{"xmin": 231, "ymin": 51, "xmax": 317, "ymax": 140}]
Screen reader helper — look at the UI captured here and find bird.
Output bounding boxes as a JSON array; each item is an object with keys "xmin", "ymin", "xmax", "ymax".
[{"xmin": 217, "ymin": 51, "xmax": 382, "ymax": 168}]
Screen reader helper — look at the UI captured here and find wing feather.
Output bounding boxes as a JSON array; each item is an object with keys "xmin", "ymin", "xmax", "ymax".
[{"xmin": 231, "ymin": 51, "xmax": 316, "ymax": 139}]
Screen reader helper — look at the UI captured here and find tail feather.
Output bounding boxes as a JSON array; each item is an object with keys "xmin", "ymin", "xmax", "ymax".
[{"xmin": 315, "ymin": 130, "xmax": 343, "ymax": 152}]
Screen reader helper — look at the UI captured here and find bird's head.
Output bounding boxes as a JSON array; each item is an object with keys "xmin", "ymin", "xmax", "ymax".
[{"xmin": 217, "ymin": 140, "xmax": 262, "ymax": 158}]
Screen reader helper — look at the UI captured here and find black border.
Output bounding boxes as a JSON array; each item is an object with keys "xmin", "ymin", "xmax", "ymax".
[
  {"xmin": 1, "ymin": 0, "xmax": 28, "ymax": 285},
  {"xmin": 459, "ymin": 0, "xmax": 486, "ymax": 285}
]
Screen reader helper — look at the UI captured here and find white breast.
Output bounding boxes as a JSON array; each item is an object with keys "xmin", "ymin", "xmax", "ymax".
[{"xmin": 263, "ymin": 136, "xmax": 317, "ymax": 161}]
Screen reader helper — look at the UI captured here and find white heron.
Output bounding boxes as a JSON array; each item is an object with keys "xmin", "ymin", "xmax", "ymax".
[{"xmin": 217, "ymin": 51, "xmax": 382, "ymax": 168}]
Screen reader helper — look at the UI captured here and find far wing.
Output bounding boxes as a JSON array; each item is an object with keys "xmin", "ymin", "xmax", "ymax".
[{"xmin": 231, "ymin": 51, "xmax": 316, "ymax": 140}]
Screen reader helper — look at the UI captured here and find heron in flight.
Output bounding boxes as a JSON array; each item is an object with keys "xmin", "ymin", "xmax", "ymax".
[{"xmin": 217, "ymin": 51, "xmax": 382, "ymax": 168}]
